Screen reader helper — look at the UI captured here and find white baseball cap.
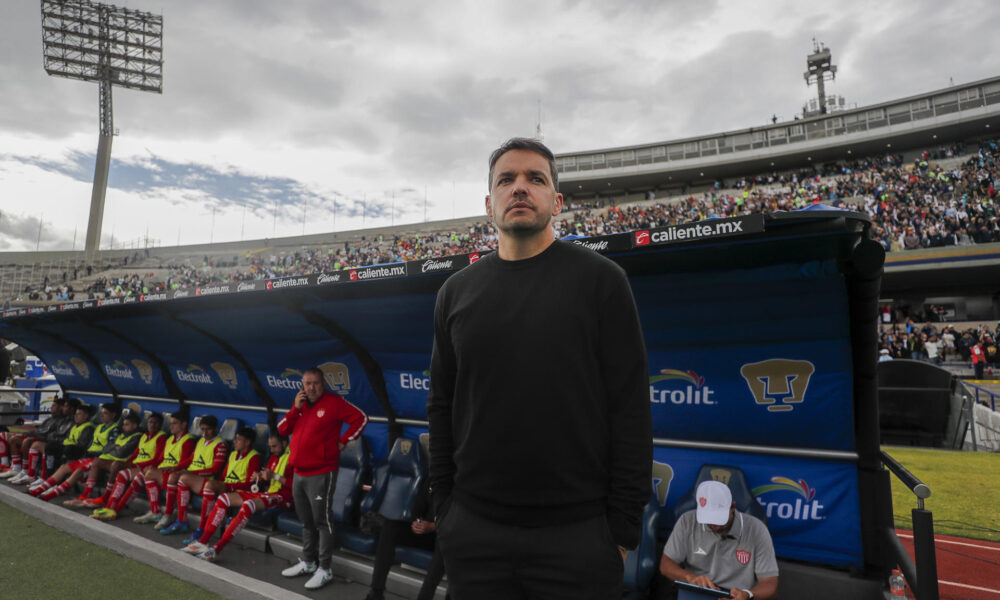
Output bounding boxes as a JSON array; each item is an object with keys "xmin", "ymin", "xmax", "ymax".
[{"xmin": 695, "ymin": 480, "xmax": 733, "ymax": 526}]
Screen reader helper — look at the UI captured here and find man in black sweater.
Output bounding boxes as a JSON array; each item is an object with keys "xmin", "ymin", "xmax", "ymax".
[{"xmin": 428, "ymin": 137, "xmax": 652, "ymax": 599}]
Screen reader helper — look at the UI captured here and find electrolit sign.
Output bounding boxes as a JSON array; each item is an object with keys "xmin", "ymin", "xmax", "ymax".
[
  {"xmin": 266, "ymin": 368, "xmax": 304, "ymax": 392},
  {"xmin": 175, "ymin": 363, "xmax": 214, "ymax": 385},
  {"xmin": 649, "ymin": 368, "xmax": 716, "ymax": 406},
  {"xmin": 754, "ymin": 477, "xmax": 826, "ymax": 522},
  {"xmin": 385, "ymin": 369, "xmax": 432, "ymax": 419}
]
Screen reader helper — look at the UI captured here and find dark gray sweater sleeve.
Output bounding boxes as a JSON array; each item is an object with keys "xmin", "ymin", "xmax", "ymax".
[
  {"xmin": 427, "ymin": 283, "xmax": 457, "ymax": 516},
  {"xmin": 600, "ymin": 267, "xmax": 653, "ymax": 550}
]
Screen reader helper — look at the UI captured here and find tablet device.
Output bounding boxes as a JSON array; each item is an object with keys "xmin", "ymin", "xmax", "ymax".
[{"xmin": 674, "ymin": 580, "xmax": 732, "ymax": 599}]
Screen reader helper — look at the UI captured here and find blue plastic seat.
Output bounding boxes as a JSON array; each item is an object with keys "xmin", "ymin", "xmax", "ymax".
[
  {"xmin": 377, "ymin": 437, "xmax": 424, "ymax": 521},
  {"xmin": 623, "ymin": 494, "xmax": 661, "ymax": 599}
]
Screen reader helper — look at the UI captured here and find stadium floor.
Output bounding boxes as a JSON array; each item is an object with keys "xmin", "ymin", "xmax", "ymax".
[{"xmin": 0, "ymin": 479, "xmax": 420, "ymax": 600}]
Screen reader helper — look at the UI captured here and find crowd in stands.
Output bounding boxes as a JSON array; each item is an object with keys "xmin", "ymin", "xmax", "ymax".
[
  {"xmin": 877, "ymin": 308, "xmax": 1000, "ymax": 373},
  {"xmin": 7, "ymin": 138, "xmax": 1000, "ymax": 305}
]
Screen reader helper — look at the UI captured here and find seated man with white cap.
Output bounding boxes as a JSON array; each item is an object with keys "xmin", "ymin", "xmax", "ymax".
[{"xmin": 660, "ymin": 480, "xmax": 779, "ymax": 600}]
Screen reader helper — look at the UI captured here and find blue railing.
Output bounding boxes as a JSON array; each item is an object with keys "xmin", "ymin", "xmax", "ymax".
[{"xmin": 964, "ymin": 380, "xmax": 998, "ymax": 411}]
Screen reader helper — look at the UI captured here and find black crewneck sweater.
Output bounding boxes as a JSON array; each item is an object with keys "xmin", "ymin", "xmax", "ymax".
[{"xmin": 428, "ymin": 240, "xmax": 652, "ymax": 549}]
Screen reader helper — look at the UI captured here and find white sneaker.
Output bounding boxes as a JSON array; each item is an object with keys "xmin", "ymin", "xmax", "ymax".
[
  {"xmin": 28, "ymin": 479, "xmax": 46, "ymax": 490},
  {"xmin": 304, "ymin": 568, "xmax": 333, "ymax": 590},
  {"xmin": 153, "ymin": 514, "xmax": 174, "ymax": 530},
  {"xmin": 281, "ymin": 559, "xmax": 318, "ymax": 577},
  {"xmin": 10, "ymin": 472, "xmax": 33, "ymax": 485},
  {"xmin": 181, "ymin": 541, "xmax": 208, "ymax": 555},
  {"xmin": 0, "ymin": 467, "xmax": 22, "ymax": 479},
  {"xmin": 133, "ymin": 511, "xmax": 160, "ymax": 524}
]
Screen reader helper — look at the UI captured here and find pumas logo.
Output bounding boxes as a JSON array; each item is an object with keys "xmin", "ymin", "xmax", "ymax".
[
  {"xmin": 266, "ymin": 368, "xmax": 304, "ymax": 391},
  {"xmin": 399, "ymin": 439, "xmax": 413, "ymax": 455},
  {"xmin": 70, "ymin": 357, "xmax": 90, "ymax": 379},
  {"xmin": 51, "ymin": 360, "xmax": 75, "ymax": 377},
  {"xmin": 652, "ymin": 461, "xmax": 674, "ymax": 506},
  {"xmin": 131, "ymin": 359, "xmax": 154, "ymax": 384},
  {"xmin": 635, "ymin": 230, "xmax": 650, "ymax": 246},
  {"xmin": 176, "ymin": 364, "xmax": 213, "ymax": 385},
  {"xmin": 318, "ymin": 362, "xmax": 351, "ymax": 395},
  {"xmin": 649, "ymin": 369, "xmax": 715, "ymax": 405},
  {"xmin": 211, "ymin": 362, "xmax": 238, "ymax": 389},
  {"xmin": 740, "ymin": 359, "xmax": 815, "ymax": 412},
  {"xmin": 753, "ymin": 477, "xmax": 825, "ymax": 521}
]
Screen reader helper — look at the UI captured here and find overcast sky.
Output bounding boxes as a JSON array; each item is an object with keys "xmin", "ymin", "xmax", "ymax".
[{"xmin": 1, "ymin": 0, "xmax": 998, "ymax": 252}]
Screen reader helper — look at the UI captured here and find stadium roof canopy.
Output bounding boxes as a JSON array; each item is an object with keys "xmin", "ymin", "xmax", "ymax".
[{"xmin": 556, "ymin": 75, "xmax": 1000, "ymax": 195}]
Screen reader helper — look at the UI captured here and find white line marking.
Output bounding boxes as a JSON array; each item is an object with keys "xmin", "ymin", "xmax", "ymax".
[
  {"xmin": 940, "ymin": 580, "xmax": 1000, "ymax": 595},
  {"xmin": 896, "ymin": 532, "xmax": 1000, "ymax": 553}
]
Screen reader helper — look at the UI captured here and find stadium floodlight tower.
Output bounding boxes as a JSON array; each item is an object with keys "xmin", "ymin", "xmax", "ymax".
[
  {"xmin": 802, "ymin": 38, "xmax": 836, "ymax": 118},
  {"xmin": 40, "ymin": 0, "xmax": 163, "ymax": 255}
]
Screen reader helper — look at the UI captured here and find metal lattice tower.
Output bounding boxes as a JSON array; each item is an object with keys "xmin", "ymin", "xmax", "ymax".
[{"xmin": 41, "ymin": 0, "xmax": 163, "ymax": 254}]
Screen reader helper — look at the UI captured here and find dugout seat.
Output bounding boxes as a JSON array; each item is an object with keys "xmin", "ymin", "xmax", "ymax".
[
  {"xmin": 188, "ymin": 415, "xmax": 202, "ymax": 436},
  {"xmin": 672, "ymin": 464, "xmax": 768, "ymax": 526},
  {"xmin": 218, "ymin": 418, "xmax": 241, "ymax": 444},
  {"xmin": 377, "ymin": 437, "xmax": 424, "ymax": 522},
  {"xmin": 622, "ymin": 493, "xmax": 661, "ymax": 599},
  {"xmin": 271, "ymin": 436, "xmax": 374, "ymax": 561},
  {"xmin": 251, "ymin": 422, "xmax": 270, "ymax": 458}
]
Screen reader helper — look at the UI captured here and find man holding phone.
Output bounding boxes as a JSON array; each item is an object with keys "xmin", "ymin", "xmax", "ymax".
[{"xmin": 276, "ymin": 366, "xmax": 367, "ymax": 590}]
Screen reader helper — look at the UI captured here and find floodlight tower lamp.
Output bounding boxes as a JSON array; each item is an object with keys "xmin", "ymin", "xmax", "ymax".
[{"xmin": 40, "ymin": 0, "xmax": 163, "ymax": 255}]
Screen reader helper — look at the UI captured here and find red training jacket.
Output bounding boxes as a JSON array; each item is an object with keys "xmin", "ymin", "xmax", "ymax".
[{"xmin": 277, "ymin": 391, "xmax": 367, "ymax": 476}]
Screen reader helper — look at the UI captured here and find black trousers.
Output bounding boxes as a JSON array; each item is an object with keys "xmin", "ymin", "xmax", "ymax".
[
  {"xmin": 370, "ymin": 519, "xmax": 447, "ymax": 600},
  {"xmin": 436, "ymin": 500, "xmax": 623, "ymax": 600}
]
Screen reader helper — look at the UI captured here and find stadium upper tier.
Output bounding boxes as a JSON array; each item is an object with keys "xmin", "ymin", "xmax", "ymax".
[
  {"xmin": 555, "ymin": 75, "xmax": 1000, "ymax": 196},
  {"xmin": 2, "ymin": 131, "xmax": 998, "ymax": 308}
]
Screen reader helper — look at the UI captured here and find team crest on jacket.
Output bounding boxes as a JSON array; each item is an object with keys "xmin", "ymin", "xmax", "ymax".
[
  {"xmin": 734, "ymin": 549, "xmax": 751, "ymax": 565},
  {"xmin": 317, "ymin": 410, "xmax": 326, "ymax": 418}
]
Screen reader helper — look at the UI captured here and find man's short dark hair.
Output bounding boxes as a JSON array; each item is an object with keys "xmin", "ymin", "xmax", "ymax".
[
  {"xmin": 147, "ymin": 412, "xmax": 163, "ymax": 423},
  {"xmin": 65, "ymin": 397, "xmax": 81, "ymax": 411},
  {"xmin": 123, "ymin": 412, "xmax": 141, "ymax": 425},
  {"xmin": 488, "ymin": 137, "xmax": 558, "ymax": 192},
  {"xmin": 171, "ymin": 409, "xmax": 190, "ymax": 425},
  {"xmin": 303, "ymin": 366, "xmax": 324, "ymax": 380},
  {"xmin": 53, "ymin": 396, "xmax": 67, "ymax": 406},
  {"xmin": 78, "ymin": 404, "xmax": 95, "ymax": 417},
  {"xmin": 100, "ymin": 402, "xmax": 119, "ymax": 417},
  {"xmin": 200, "ymin": 415, "xmax": 219, "ymax": 429},
  {"xmin": 236, "ymin": 427, "xmax": 256, "ymax": 443}
]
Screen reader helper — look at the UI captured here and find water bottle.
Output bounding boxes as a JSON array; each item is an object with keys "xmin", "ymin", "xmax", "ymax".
[{"xmin": 889, "ymin": 568, "xmax": 906, "ymax": 596}]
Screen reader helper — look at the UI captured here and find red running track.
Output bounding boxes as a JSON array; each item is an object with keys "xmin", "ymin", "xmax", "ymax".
[{"xmin": 895, "ymin": 529, "xmax": 1000, "ymax": 600}]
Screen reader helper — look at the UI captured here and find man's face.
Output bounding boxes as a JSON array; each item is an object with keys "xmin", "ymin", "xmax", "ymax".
[
  {"xmin": 99, "ymin": 408, "xmax": 114, "ymax": 424},
  {"xmin": 123, "ymin": 419, "xmax": 138, "ymax": 434},
  {"xmin": 234, "ymin": 434, "xmax": 251, "ymax": 454},
  {"xmin": 707, "ymin": 506, "xmax": 736, "ymax": 535},
  {"xmin": 147, "ymin": 417, "xmax": 162, "ymax": 435},
  {"xmin": 74, "ymin": 408, "xmax": 89, "ymax": 424},
  {"xmin": 58, "ymin": 402, "xmax": 71, "ymax": 416},
  {"xmin": 170, "ymin": 417, "xmax": 185, "ymax": 436},
  {"xmin": 485, "ymin": 149, "xmax": 563, "ymax": 237},
  {"xmin": 268, "ymin": 437, "xmax": 285, "ymax": 456},
  {"xmin": 200, "ymin": 423, "xmax": 216, "ymax": 440},
  {"xmin": 302, "ymin": 372, "xmax": 325, "ymax": 403}
]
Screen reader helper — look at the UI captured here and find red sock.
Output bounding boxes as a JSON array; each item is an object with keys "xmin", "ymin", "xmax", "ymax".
[
  {"xmin": 26, "ymin": 448, "xmax": 40, "ymax": 477},
  {"xmin": 199, "ymin": 494, "xmax": 230, "ymax": 544},
  {"xmin": 145, "ymin": 480, "xmax": 161, "ymax": 514},
  {"xmin": 177, "ymin": 482, "xmax": 190, "ymax": 522},
  {"xmin": 164, "ymin": 483, "xmax": 177, "ymax": 516},
  {"xmin": 216, "ymin": 500, "xmax": 255, "ymax": 553},
  {"xmin": 0, "ymin": 436, "xmax": 8, "ymax": 465},
  {"xmin": 199, "ymin": 488, "xmax": 217, "ymax": 530},
  {"xmin": 82, "ymin": 477, "xmax": 97, "ymax": 498},
  {"xmin": 115, "ymin": 475, "xmax": 143, "ymax": 512},
  {"xmin": 42, "ymin": 481, "xmax": 70, "ymax": 501},
  {"xmin": 106, "ymin": 471, "xmax": 129, "ymax": 508}
]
